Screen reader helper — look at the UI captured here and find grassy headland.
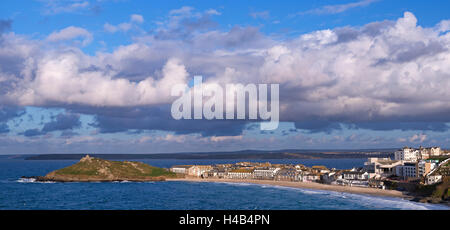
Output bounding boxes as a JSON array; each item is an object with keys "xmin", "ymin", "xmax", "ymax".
[{"xmin": 41, "ymin": 155, "xmax": 177, "ymax": 182}]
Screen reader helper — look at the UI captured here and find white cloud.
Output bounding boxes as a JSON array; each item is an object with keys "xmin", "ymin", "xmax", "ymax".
[
  {"xmin": 210, "ymin": 135, "xmax": 243, "ymax": 142},
  {"xmin": 104, "ymin": 14, "xmax": 144, "ymax": 33},
  {"xmin": 40, "ymin": 0, "xmax": 91, "ymax": 15},
  {"xmin": 47, "ymin": 26, "xmax": 93, "ymax": 46},
  {"xmin": 1, "ymin": 11, "xmax": 450, "ymax": 127},
  {"xmin": 169, "ymin": 6, "xmax": 194, "ymax": 16},
  {"xmin": 205, "ymin": 9, "xmax": 221, "ymax": 16},
  {"xmin": 104, "ymin": 22, "xmax": 132, "ymax": 33},
  {"xmin": 130, "ymin": 14, "xmax": 144, "ymax": 23},
  {"xmin": 7, "ymin": 54, "xmax": 188, "ymax": 106},
  {"xmin": 255, "ymin": 12, "xmax": 450, "ymax": 122},
  {"xmin": 301, "ymin": 0, "xmax": 378, "ymax": 15},
  {"xmin": 437, "ymin": 20, "xmax": 450, "ymax": 32},
  {"xmin": 409, "ymin": 134, "xmax": 427, "ymax": 143},
  {"xmin": 138, "ymin": 134, "xmax": 244, "ymax": 144}
]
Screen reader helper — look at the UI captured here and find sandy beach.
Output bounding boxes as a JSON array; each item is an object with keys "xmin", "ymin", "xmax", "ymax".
[{"xmin": 167, "ymin": 178, "xmax": 407, "ymax": 198}]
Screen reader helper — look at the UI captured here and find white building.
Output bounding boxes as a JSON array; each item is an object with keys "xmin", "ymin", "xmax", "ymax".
[
  {"xmin": 205, "ymin": 168, "xmax": 226, "ymax": 178},
  {"xmin": 419, "ymin": 147, "xmax": 442, "ymax": 159},
  {"xmin": 299, "ymin": 173, "xmax": 320, "ymax": 182},
  {"xmin": 187, "ymin": 165, "xmax": 213, "ymax": 177},
  {"xmin": 170, "ymin": 165, "xmax": 192, "ymax": 174},
  {"xmin": 342, "ymin": 171, "xmax": 369, "ymax": 181},
  {"xmin": 429, "ymin": 147, "xmax": 442, "ymax": 156},
  {"xmin": 419, "ymin": 147, "xmax": 430, "ymax": 160},
  {"xmin": 395, "ymin": 147, "xmax": 419, "ymax": 162},
  {"xmin": 426, "ymin": 175, "xmax": 443, "ymax": 185},
  {"xmin": 364, "ymin": 158, "xmax": 402, "ymax": 179},
  {"xmin": 275, "ymin": 169, "xmax": 297, "ymax": 181},
  {"xmin": 253, "ymin": 167, "xmax": 280, "ymax": 179},
  {"xmin": 226, "ymin": 171, "xmax": 253, "ymax": 179}
]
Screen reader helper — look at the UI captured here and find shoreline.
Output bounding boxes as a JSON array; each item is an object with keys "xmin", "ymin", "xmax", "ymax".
[{"xmin": 167, "ymin": 178, "xmax": 408, "ymax": 199}]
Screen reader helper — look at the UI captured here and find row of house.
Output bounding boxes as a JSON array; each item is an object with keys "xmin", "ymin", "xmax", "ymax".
[
  {"xmin": 169, "ymin": 147, "xmax": 448, "ymax": 187},
  {"xmin": 365, "ymin": 157, "xmax": 438, "ymax": 177},
  {"xmin": 363, "ymin": 156, "xmax": 446, "ymax": 185},
  {"xmin": 170, "ymin": 165, "xmax": 213, "ymax": 177},
  {"xmin": 394, "ymin": 146, "xmax": 443, "ymax": 162},
  {"xmin": 364, "ymin": 146, "xmax": 449, "ymax": 184},
  {"xmin": 170, "ymin": 163, "xmax": 369, "ymax": 186}
]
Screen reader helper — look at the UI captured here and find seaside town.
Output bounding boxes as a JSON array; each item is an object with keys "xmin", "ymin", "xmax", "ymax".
[{"xmin": 170, "ymin": 146, "xmax": 450, "ymax": 201}]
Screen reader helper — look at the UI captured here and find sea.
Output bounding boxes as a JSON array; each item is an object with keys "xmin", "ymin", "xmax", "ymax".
[{"xmin": 0, "ymin": 156, "xmax": 448, "ymax": 210}]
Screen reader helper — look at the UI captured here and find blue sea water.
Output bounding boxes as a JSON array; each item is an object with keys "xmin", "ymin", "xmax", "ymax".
[{"xmin": 0, "ymin": 157, "xmax": 448, "ymax": 210}]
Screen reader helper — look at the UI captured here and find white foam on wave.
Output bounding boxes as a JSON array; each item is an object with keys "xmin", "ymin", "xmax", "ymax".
[
  {"xmin": 331, "ymin": 192, "xmax": 449, "ymax": 210},
  {"xmin": 17, "ymin": 178, "xmax": 36, "ymax": 183},
  {"xmin": 295, "ymin": 187, "xmax": 449, "ymax": 210},
  {"xmin": 216, "ymin": 181, "xmax": 330, "ymax": 197},
  {"xmin": 297, "ymin": 189, "xmax": 327, "ymax": 195},
  {"xmin": 215, "ymin": 182, "xmax": 253, "ymax": 187},
  {"xmin": 230, "ymin": 182, "xmax": 328, "ymax": 195},
  {"xmin": 210, "ymin": 181, "xmax": 449, "ymax": 210},
  {"xmin": 258, "ymin": 184, "xmax": 327, "ymax": 194},
  {"xmin": 281, "ymin": 185, "xmax": 446, "ymax": 209},
  {"xmin": 16, "ymin": 178, "xmax": 56, "ymax": 183}
]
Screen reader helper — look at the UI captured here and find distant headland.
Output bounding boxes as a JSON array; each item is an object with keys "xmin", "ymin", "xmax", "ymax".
[{"xmin": 23, "ymin": 149, "xmax": 396, "ymax": 160}]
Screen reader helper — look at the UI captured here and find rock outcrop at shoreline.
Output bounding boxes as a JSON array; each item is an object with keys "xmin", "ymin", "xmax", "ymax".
[{"xmin": 23, "ymin": 155, "xmax": 177, "ymax": 182}]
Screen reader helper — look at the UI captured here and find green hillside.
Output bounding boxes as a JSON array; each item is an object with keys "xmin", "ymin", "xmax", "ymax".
[{"xmin": 44, "ymin": 155, "xmax": 176, "ymax": 182}]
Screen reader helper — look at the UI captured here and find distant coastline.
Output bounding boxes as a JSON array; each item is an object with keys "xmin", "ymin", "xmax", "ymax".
[
  {"xmin": 167, "ymin": 178, "xmax": 407, "ymax": 199},
  {"xmin": 22, "ymin": 149, "xmax": 396, "ymax": 160}
]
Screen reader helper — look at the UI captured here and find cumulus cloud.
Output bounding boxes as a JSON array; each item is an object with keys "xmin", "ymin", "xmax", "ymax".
[
  {"xmin": 438, "ymin": 20, "xmax": 450, "ymax": 32},
  {"xmin": 154, "ymin": 6, "xmax": 220, "ymax": 39},
  {"xmin": 39, "ymin": 0, "xmax": 91, "ymax": 15},
  {"xmin": 130, "ymin": 14, "xmax": 144, "ymax": 23},
  {"xmin": 260, "ymin": 12, "xmax": 450, "ymax": 127},
  {"xmin": 1, "ymin": 11, "xmax": 450, "ymax": 136},
  {"xmin": 104, "ymin": 14, "xmax": 145, "ymax": 33},
  {"xmin": 47, "ymin": 26, "xmax": 93, "ymax": 46},
  {"xmin": 7, "ymin": 54, "xmax": 188, "ymax": 106},
  {"xmin": 409, "ymin": 133, "xmax": 427, "ymax": 143},
  {"xmin": 104, "ymin": 23, "xmax": 132, "ymax": 33},
  {"xmin": 205, "ymin": 9, "xmax": 221, "ymax": 16}
]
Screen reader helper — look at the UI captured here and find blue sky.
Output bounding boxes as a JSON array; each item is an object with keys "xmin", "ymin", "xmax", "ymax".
[{"xmin": 0, "ymin": 0, "xmax": 449, "ymax": 154}]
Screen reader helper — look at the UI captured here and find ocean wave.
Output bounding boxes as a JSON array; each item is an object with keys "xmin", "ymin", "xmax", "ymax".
[
  {"xmin": 297, "ymin": 189, "xmax": 328, "ymax": 195},
  {"xmin": 207, "ymin": 181, "xmax": 449, "ymax": 210},
  {"xmin": 306, "ymin": 189, "xmax": 449, "ymax": 210},
  {"xmin": 215, "ymin": 182, "xmax": 254, "ymax": 187},
  {"xmin": 229, "ymin": 182, "xmax": 329, "ymax": 195},
  {"xmin": 344, "ymin": 194, "xmax": 448, "ymax": 210}
]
